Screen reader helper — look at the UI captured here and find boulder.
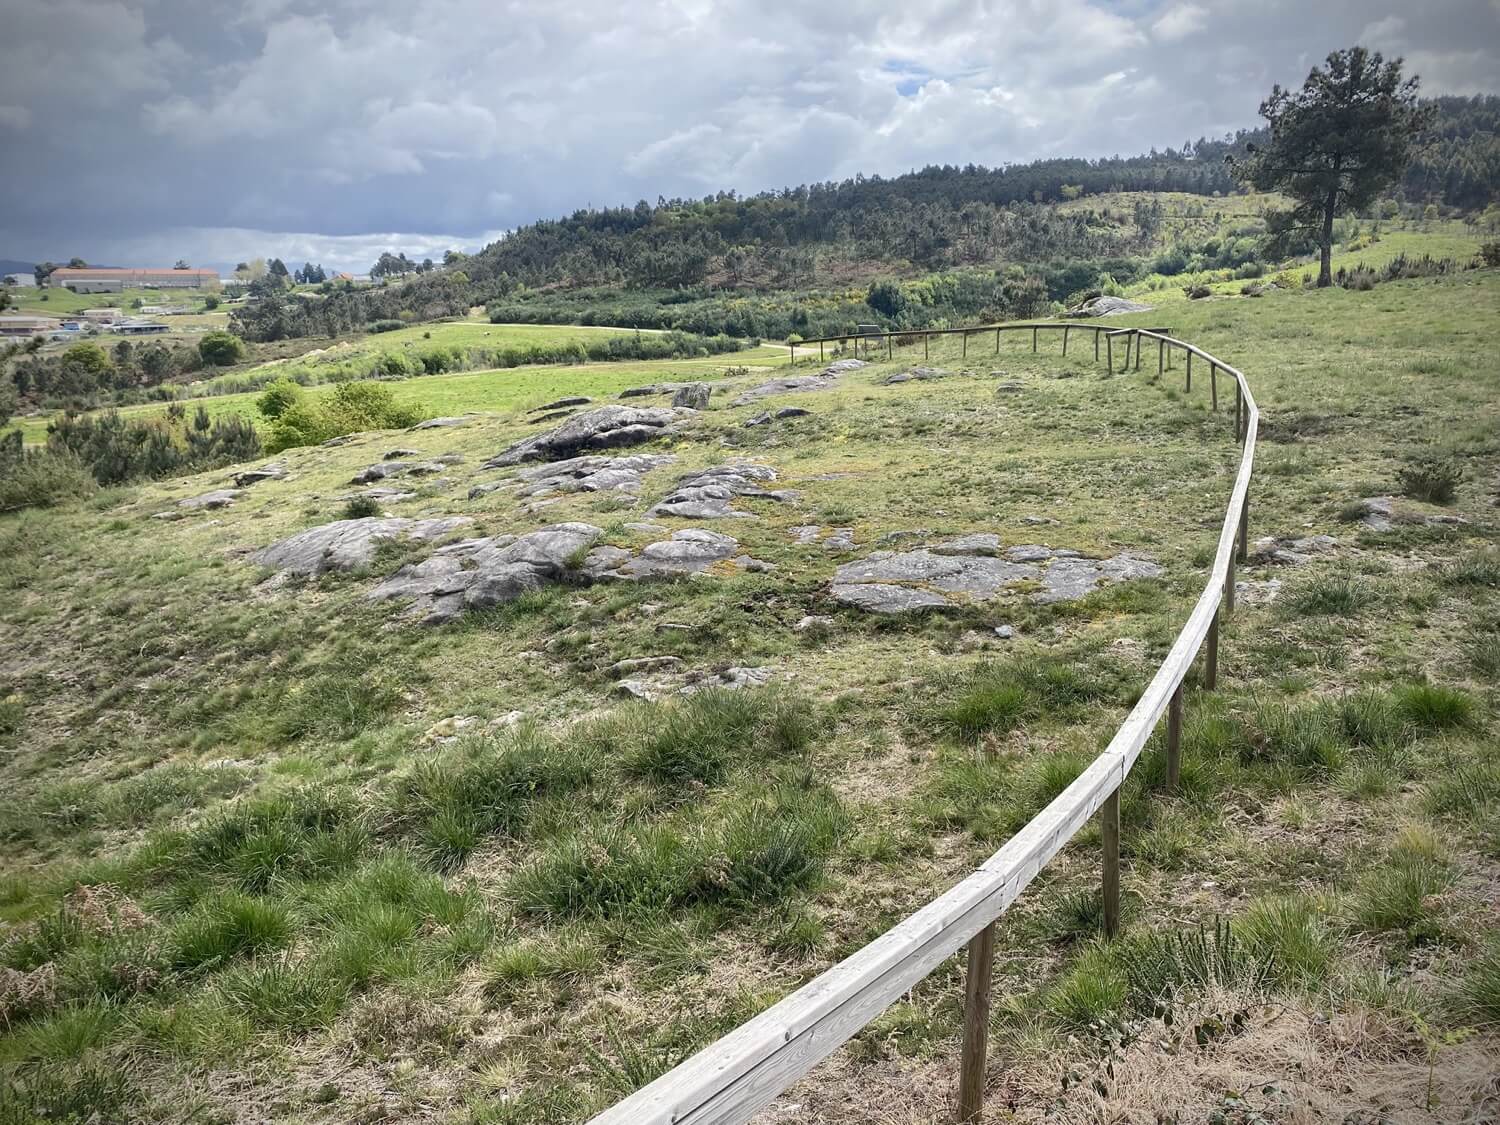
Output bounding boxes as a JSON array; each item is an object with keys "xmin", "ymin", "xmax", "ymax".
[
  {"xmin": 383, "ymin": 448, "xmax": 420, "ymax": 460},
  {"xmin": 251, "ymin": 516, "xmax": 474, "ymax": 578},
  {"xmin": 485, "ymin": 405, "xmax": 691, "ymax": 467},
  {"xmin": 1250, "ymin": 533, "xmax": 1339, "ymax": 566},
  {"xmin": 509, "ymin": 453, "xmax": 676, "ymax": 499},
  {"xmin": 647, "ymin": 463, "xmax": 794, "ymax": 519},
  {"xmin": 583, "ymin": 528, "xmax": 763, "ymax": 579},
  {"xmin": 533, "ymin": 397, "xmax": 592, "ymax": 411},
  {"xmin": 671, "ymin": 382, "xmax": 711, "ymax": 410},
  {"xmin": 1347, "ymin": 496, "xmax": 1467, "ymax": 533},
  {"xmin": 1063, "ymin": 295, "xmax": 1154, "ymax": 318},
  {"xmin": 744, "ymin": 406, "xmax": 814, "ymax": 427},
  {"xmin": 351, "ymin": 460, "xmax": 448, "ymax": 484},
  {"xmin": 880, "ymin": 367, "xmax": 948, "ymax": 385},
  {"xmin": 367, "ymin": 522, "xmax": 603, "ymax": 624},
  {"xmin": 231, "ymin": 462, "xmax": 288, "ymax": 487},
  {"xmin": 410, "ymin": 416, "xmax": 472, "ymax": 430},
  {"xmin": 179, "ymin": 489, "xmax": 240, "ymax": 510}
]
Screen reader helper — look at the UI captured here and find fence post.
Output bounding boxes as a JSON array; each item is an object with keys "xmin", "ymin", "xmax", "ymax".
[
  {"xmin": 1186, "ymin": 351, "xmax": 1192, "ymax": 392},
  {"xmin": 996, "ymin": 328, "xmax": 1001, "ymax": 354},
  {"xmin": 958, "ymin": 921, "xmax": 996, "ymax": 1123},
  {"xmin": 1205, "ymin": 609, "xmax": 1219, "ymax": 690},
  {"xmin": 1238, "ymin": 493, "xmax": 1249, "ymax": 563},
  {"xmin": 1062, "ymin": 325, "xmax": 1070, "ymax": 356},
  {"xmin": 1031, "ymin": 326, "xmax": 1037, "ymax": 353},
  {"xmin": 1157, "ymin": 338, "xmax": 1164, "ymax": 377},
  {"xmin": 1106, "ymin": 333, "xmax": 1113, "ymax": 372},
  {"xmin": 1234, "ymin": 382, "xmax": 1242, "ymax": 437},
  {"xmin": 963, "ymin": 332, "xmax": 968, "ymax": 359},
  {"xmin": 1093, "ymin": 329, "xmax": 1099, "ymax": 361},
  {"xmin": 819, "ymin": 340, "xmax": 824, "ymax": 365},
  {"xmin": 887, "ymin": 335, "xmax": 892, "ymax": 361},
  {"xmin": 925, "ymin": 333, "xmax": 929, "ymax": 361},
  {"xmin": 1101, "ymin": 789, "xmax": 1121, "ymax": 938},
  {"xmin": 1133, "ymin": 332, "xmax": 1142, "ymax": 372},
  {"xmin": 1166, "ymin": 685, "xmax": 1183, "ymax": 792},
  {"xmin": 1210, "ymin": 363, "xmax": 1218, "ymax": 411},
  {"xmin": 1225, "ymin": 544, "xmax": 1236, "ymax": 616}
]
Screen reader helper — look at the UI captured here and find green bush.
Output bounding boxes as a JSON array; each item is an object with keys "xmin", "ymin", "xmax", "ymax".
[
  {"xmin": 264, "ymin": 381, "xmax": 430, "ymax": 454},
  {"xmin": 255, "ymin": 377, "xmax": 304, "ymax": 420},
  {"xmin": 0, "ymin": 431, "xmax": 97, "ymax": 513},
  {"xmin": 44, "ymin": 407, "xmax": 261, "ymax": 487},
  {"xmin": 198, "ymin": 331, "xmax": 247, "ymax": 367},
  {"xmin": 1396, "ymin": 458, "xmax": 1462, "ymax": 504}
]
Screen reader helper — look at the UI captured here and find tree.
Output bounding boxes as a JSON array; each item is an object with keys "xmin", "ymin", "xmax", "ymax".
[
  {"xmin": 34, "ymin": 262, "xmax": 58, "ymax": 287},
  {"xmin": 1233, "ymin": 47, "xmax": 1433, "ymax": 287},
  {"xmin": 198, "ymin": 330, "xmax": 247, "ymax": 366},
  {"xmin": 67, "ymin": 257, "xmax": 87, "ymax": 268},
  {"xmin": 268, "ymin": 258, "xmax": 290, "ymax": 279},
  {"xmin": 174, "ymin": 259, "xmax": 190, "ymax": 269}
]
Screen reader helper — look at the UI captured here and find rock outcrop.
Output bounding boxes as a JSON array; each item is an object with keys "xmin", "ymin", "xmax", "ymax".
[
  {"xmin": 731, "ymin": 359, "xmax": 864, "ymax": 406},
  {"xmin": 830, "ymin": 538, "xmax": 1162, "ymax": 613},
  {"xmin": 671, "ymin": 383, "xmax": 711, "ymax": 410},
  {"xmin": 647, "ymin": 463, "xmax": 794, "ymax": 519},
  {"xmin": 506, "ymin": 454, "xmax": 677, "ymax": 499},
  {"xmin": 1063, "ymin": 295, "xmax": 1154, "ymax": 318},
  {"xmin": 251, "ymin": 516, "xmax": 474, "ymax": 578},
  {"xmin": 485, "ymin": 405, "xmax": 691, "ymax": 467},
  {"xmin": 179, "ymin": 489, "xmax": 240, "ymax": 510},
  {"xmin": 231, "ymin": 462, "xmax": 288, "ymax": 487},
  {"xmin": 583, "ymin": 528, "xmax": 766, "ymax": 579},
  {"xmin": 879, "ymin": 367, "xmax": 949, "ymax": 385},
  {"xmin": 366, "ymin": 522, "xmax": 602, "ymax": 624}
]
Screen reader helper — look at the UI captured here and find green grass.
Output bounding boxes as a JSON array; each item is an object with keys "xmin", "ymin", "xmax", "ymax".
[{"xmin": 0, "ymin": 260, "xmax": 1497, "ymax": 1116}]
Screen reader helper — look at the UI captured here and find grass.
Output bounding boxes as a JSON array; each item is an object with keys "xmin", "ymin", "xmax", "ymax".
[{"xmin": 0, "ymin": 255, "xmax": 1497, "ymax": 1117}]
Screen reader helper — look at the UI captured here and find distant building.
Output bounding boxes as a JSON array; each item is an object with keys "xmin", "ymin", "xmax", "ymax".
[
  {"xmin": 111, "ymin": 319, "xmax": 170, "ymax": 336},
  {"xmin": 80, "ymin": 308, "xmax": 124, "ymax": 323},
  {"xmin": 139, "ymin": 304, "xmax": 192, "ymax": 315},
  {"xmin": 3, "ymin": 273, "xmax": 35, "ymax": 288},
  {"xmin": 0, "ymin": 314, "xmax": 60, "ymax": 337},
  {"xmin": 62, "ymin": 279, "xmax": 123, "ymax": 294},
  {"xmin": 47, "ymin": 267, "xmax": 220, "ymax": 291}
]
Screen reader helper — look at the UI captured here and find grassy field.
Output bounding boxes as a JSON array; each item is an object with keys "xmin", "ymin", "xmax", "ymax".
[
  {"xmin": 7, "ymin": 287, "xmax": 227, "ymax": 319},
  {"xmin": 0, "ymin": 271, "xmax": 1497, "ymax": 1122},
  {"xmin": 6, "ymin": 342, "xmax": 794, "ymax": 446}
]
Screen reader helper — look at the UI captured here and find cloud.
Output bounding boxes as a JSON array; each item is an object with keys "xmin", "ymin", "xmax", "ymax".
[
  {"xmin": 1153, "ymin": 4, "xmax": 1209, "ymax": 42},
  {"xmin": 1, "ymin": 0, "xmax": 1496, "ymax": 267}
]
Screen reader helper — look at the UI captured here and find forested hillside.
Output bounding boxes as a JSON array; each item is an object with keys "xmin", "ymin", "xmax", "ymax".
[{"xmin": 230, "ymin": 95, "xmax": 1500, "ymax": 343}]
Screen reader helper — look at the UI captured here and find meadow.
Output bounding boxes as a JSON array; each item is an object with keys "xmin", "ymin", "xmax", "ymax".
[{"xmin": 0, "ymin": 270, "xmax": 1497, "ymax": 1123}]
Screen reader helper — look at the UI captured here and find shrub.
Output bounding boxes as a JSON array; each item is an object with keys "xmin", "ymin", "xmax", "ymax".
[
  {"xmin": 45, "ymin": 408, "xmax": 261, "ymax": 486},
  {"xmin": 1481, "ymin": 241, "xmax": 1500, "ymax": 269},
  {"xmin": 256, "ymin": 377, "xmax": 304, "ymax": 420},
  {"xmin": 0, "ymin": 431, "xmax": 97, "ymax": 513},
  {"xmin": 198, "ymin": 331, "xmax": 247, "ymax": 367},
  {"xmin": 366, "ymin": 320, "xmax": 405, "ymax": 333},
  {"xmin": 1394, "ymin": 683, "xmax": 1477, "ymax": 732},
  {"xmin": 1396, "ymin": 458, "xmax": 1462, "ymax": 504},
  {"xmin": 342, "ymin": 496, "xmax": 382, "ymax": 520},
  {"xmin": 264, "ymin": 381, "xmax": 430, "ymax": 454}
]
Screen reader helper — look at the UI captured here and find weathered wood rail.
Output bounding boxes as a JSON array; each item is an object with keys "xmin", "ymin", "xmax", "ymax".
[{"xmin": 589, "ymin": 323, "xmax": 1257, "ymax": 1125}]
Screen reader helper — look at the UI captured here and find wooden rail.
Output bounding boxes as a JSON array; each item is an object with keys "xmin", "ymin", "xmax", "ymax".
[
  {"xmin": 590, "ymin": 324, "xmax": 1257, "ymax": 1125},
  {"xmin": 790, "ymin": 321, "xmax": 1174, "ymax": 373}
]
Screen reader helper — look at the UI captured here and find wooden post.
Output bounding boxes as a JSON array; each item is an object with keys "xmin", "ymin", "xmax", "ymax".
[
  {"xmin": 1133, "ymin": 332, "xmax": 1142, "ymax": 372},
  {"xmin": 1205, "ymin": 609, "xmax": 1219, "ymax": 690},
  {"xmin": 1225, "ymin": 543, "xmax": 1236, "ymax": 616},
  {"xmin": 1157, "ymin": 338, "xmax": 1164, "ymax": 377},
  {"xmin": 1101, "ymin": 790, "xmax": 1121, "ymax": 939},
  {"xmin": 819, "ymin": 339, "xmax": 824, "ymax": 364},
  {"xmin": 924, "ymin": 333, "xmax": 929, "ymax": 361},
  {"xmin": 962, "ymin": 332, "xmax": 968, "ymax": 359},
  {"xmin": 1186, "ymin": 351, "xmax": 1192, "ymax": 392},
  {"xmin": 1237, "ymin": 494, "xmax": 1249, "ymax": 563},
  {"xmin": 1106, "ymin": 333, "xmax": 1113, "ymax": 372},
  {"xmin": 996, "ymin": 328, "xmax": 1000, "ymax": 354},
  {"xmin": 1093, "ymin": 329, "xmax": 1099, "ymax": 361},
  {"xmin": 1031, "ymin": 326, "xmax": 1037, "ymax": 352},
  {"xmin": 1062, "ymin": 325, "xmax": 1070, "ymax": 356},
  {"xmin": 1210, "ymin": 363, "xmax": 1218, "ymax": 411},
  {"xmin": 958, "ymin": 922, "xmax": 996, "ymax": 1122},
  {"xmin": 887, "ymin": 335, "xmax": 892, "ymax": 361},
  {"xmin": 1234, "ymin": 382, "xmax": 1242, "ymax": 438},
  {"xmin": 1166, "ymin": 685, "xmax": 1183, "ymax": 792}
]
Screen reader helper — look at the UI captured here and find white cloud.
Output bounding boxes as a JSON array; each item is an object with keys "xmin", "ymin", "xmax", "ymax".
[
  {"xmin": 1153, "ymin": 4, "xmax": 1209, "ymax": 42},
  {"xmin": 0, "ymin": 0, "xmax": 1496, "ymax": 261}
]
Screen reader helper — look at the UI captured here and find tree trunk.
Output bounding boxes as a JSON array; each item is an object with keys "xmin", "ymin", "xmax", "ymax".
[{"xmin": 1318, "ymin": 189, "xmax": 1337, "ymax": 288}]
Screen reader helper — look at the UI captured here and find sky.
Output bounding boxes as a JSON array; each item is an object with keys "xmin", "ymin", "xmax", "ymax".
[{"xmin": 1, "ymin": 0, "xmax": 1497, "ymax": 274}]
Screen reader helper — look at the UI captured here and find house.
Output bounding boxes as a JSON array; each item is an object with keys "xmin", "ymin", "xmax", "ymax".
[
  {"xmin": 47, "ymin": 267, "xmax": 220, "ymax": 291},
  {"xmin": 0, "ymin": 314, "xmax": 60, "ymax": 337},
  {"xmin": 80, "ymin": 308, "xmax": 123, "ymax": 323},
  {"xmin": 3, "ymin": 273, "xmax": 35, "ymax": 288},
  {"xmin": 111, "ymin": 319, "xmax": 169, "ymax": 336}
]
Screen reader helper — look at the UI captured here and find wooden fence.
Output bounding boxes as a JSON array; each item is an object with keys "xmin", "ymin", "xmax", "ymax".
[{"xmin": 589, "ymin": 323, "xmax": 1258, "ymax": 1125}]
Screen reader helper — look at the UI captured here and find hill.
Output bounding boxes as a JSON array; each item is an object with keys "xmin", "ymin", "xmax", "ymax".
[
  {"xmin": 0, "ymin": 259, "xmax": 35, "ymax": 277},
  {"xmin": 2, "ymin": 269, "xmax": 1498, "ymax": 1120},
  {"xmin": 228, "ymin": 96, "xmax": 1500, "ymax": 344}
]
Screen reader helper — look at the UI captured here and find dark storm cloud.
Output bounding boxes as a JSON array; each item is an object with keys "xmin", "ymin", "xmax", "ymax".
[{"xmin": 1, "ymin": 0, "xmax": 1495, "ymax": 272}]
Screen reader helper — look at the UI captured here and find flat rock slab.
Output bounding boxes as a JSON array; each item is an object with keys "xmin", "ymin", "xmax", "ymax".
[
  {"xmin": 231, "ymin": 462, "xmax": 288, "ymax": 487},
  {"xmin": 1350, "ymin": 496, "xmax": 1467, "ymax": 533},
  {"xmin": 790, "ymin": 525, "xmax": 856, "ymax": 552},
  {"xmin": 367, "ymin": 522, "xmax": 602, "ymax": 625},
  {"xmin": 410, "ymin": 416, "xmax": 473, "ymax": 430},
  {"xmin": 648, "ymin": 463, "xmax": 794, "ymax": 519},
  {"xmin": 252, "ymin": 516, "xmax": 474, "ymax": 578},
  {"xmin": 672, "ymin": 383, "xmax": 711, "ymax": 410},
  {"xmin": 346, "ymin": 488, "xmax": 417, "ymax": 503},
  {"xmin": 831, "ymin": 538, "xmax": 1162, "ymax": 612},
  {"xmin": 617, "ymin": 665, "xmax": 776, "ymax": 702},
  {"xmin": 619, "ymin": 382, "xmax": 698, "ymax": 399},
  {"xmin": 731, "ymin": 359, "xmax": 864, "ymax": 406},
  {"xmin": 880, "ymin": 367, "xmax": 949, "ymax": 385},
  {"xmin": 486, "ymin": 405, "xmax": 691, "ymax": 467},
  {"xmin": 351, "ymin": 460, "xmax": 448, "ymax": 484},
  {"xmin": 533, "ymin": 397, "xmax": 592, "ymax": 411},
  {"xmin": 179, "ymin": 489, "xmax": 240, "ymax": 510},
  {"xmin": 745, "ymin": 406, "xmax": 813, "ymax": 427},
  {"xmin": 1251, "ymin": 533, "xmax": 1339, "ymax": 566},
  {"xmin": 1064, "ymin": 295, "xmax": 1154, "ymax": 317},
  {"xmin": 584, "ymin": 528, "xmax": 764, "ymax": 580},
  {"xmin": 512, "ymin": 453, "xmax": 677, "ymax": 499}
]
